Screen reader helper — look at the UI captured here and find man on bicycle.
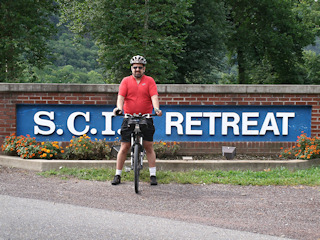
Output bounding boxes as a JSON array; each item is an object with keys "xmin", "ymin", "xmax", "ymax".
[{"xmin": 112, "ymin": 55, "xmax": 162, "ymax": 186}]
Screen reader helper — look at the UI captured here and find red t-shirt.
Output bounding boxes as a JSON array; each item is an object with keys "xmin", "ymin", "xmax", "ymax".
[{"xmin": 119, "ymin": 75, "xmax": 158, "ymax": 115}]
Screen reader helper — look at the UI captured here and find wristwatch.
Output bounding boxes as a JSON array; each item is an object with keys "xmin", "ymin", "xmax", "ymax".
[{"xmin": 154, "ymin": 107, "xmax": 160, "ymax": 112}]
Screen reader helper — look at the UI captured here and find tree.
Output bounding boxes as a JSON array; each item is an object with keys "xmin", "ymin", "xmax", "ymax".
[
  {"xmin": 225, "ymin": 0, "xmax": 319, "ymax": 84},
  {"xmin": 301, "ymin": 50, "xmax": 320, "ymax": 84},
  {"xmin": 0, "ymin": 0, "xmax": 58, "ymax": 82},
  {"xmin": 173, "ymin": 0, "xmax": 229, "ymax": 84},
  {"xmin": 58, "ymin": 0, "xmax": 193, "ymax": 83}
]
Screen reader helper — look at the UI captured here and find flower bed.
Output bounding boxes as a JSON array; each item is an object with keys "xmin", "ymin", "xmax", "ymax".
[
  {"xmin": 279, "ymin": 132, "xmax": 320, "ymax": 160},
  {"xmin": 1, "ymin": 134, "xmax": 181, "ymax": 160}
]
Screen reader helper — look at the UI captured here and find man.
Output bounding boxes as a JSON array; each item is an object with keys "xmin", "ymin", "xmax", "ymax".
[{"xmin": 111, "ymin": 55, "xmax": 162, "ymax": 186}]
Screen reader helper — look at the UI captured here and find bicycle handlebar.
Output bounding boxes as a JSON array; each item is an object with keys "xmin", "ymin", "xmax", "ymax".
[{"xmin": 114, "ymin": 112, "xmax": 157, "ymax": 118}]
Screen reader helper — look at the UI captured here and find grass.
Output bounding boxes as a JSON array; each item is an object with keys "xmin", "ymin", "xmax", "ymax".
[{"xmin": 38, "ymin": 166, "xmax": 320, "ymax": 186}]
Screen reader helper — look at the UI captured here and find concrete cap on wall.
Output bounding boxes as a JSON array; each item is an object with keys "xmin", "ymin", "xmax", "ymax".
[{"xmin": 1, "ymin": 83, "xmax": 320, "ymax": 94}]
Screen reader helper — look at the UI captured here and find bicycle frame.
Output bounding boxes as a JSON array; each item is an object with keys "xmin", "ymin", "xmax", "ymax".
[
  {"xmin": 121, "ymin": 113, "xmax": 155, "ymax": 193},
  {"xmin": 130, "ymin": 118, "xmax": 145, "ymax": 171}
]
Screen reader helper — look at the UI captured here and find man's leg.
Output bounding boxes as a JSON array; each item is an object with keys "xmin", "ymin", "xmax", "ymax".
[
  {"xmin": 143, "ymin": 140, "xmax": 157, "ymax": 185},
  {"xmin": 111, "ymin": 142, "xmax": 130, "ymax": 185}
]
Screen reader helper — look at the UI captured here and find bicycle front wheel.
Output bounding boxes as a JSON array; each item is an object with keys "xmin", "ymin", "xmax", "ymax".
[{"xmin": 134, "ymin": 144, "xmax": 140, "ymax": 194}]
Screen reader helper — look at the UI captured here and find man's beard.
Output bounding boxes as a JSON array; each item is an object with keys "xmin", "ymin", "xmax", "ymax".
[{"xmin": 133, "ymin": 72, "xmax": 143, "ymax": 79}]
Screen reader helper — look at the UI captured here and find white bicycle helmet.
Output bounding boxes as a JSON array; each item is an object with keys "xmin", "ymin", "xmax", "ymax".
[{"xmin": 130, "ymin": 55, "xmax": 147, "ymax": 65}]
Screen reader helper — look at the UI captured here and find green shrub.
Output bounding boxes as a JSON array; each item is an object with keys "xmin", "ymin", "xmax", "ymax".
[
  {"xmin": 15, "ymin": 135, "xmax": 41, "ymax": 159},
  {"xmin": 64, "ymin": 134, "xmax": 94, "ymax": 160},
  {"xmin": 153, "ymin": 141, "xmax": 181, "ymax": 159},
  {"xmin": 39, "ymin": 141, "xmax": 64, "ymax": 159},
  {"xmin": 280, "ymin": 132, "xmax": 320, "ymax": 160},
  {"xmin": 1, "ymin": 133, "xmax": 23, "ymax": 156},
  {"xmin": 92, "ymin": 138, "xmax": 112, "ymax": 160}
]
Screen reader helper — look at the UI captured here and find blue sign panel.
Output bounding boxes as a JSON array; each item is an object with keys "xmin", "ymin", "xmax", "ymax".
[{"xmin": 16, "ymin": 104, "xmax": 311, "ymax": 142}]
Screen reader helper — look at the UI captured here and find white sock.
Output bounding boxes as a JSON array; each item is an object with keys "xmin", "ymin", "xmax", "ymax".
[
  {"xmin": 116, "ymin": 169, "xmax": 122, "ymax": 176},
  {"xmin": 149, "ymin": 167, "xmax": 156, "ymax": 176}
]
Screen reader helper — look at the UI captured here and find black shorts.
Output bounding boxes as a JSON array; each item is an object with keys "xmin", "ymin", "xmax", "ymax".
[{"xmin": 120, "ymin": 118, "xmax": 155, "ymax": 142}]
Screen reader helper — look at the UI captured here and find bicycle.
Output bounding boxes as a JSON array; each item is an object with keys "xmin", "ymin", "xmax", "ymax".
[{"xmin": 116, "ymin": 112, "xmax": 156, "ymax": 194}]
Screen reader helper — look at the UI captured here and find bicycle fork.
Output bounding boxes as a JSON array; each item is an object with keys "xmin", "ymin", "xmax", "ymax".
[{"xmin": 130, "ymin": 135, "xmax": 145, "ymax": 170}]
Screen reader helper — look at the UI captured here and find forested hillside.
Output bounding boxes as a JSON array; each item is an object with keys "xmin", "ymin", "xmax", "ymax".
[
  {"xmin": 1, "ymin": 0, "xmax": 319, "ymax": 84},
  {"xmin": 34, "ymin": 27, "xmax": 105, "ymax": 84}
]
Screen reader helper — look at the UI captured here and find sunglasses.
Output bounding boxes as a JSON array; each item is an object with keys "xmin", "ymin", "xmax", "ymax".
[{"xmin": 132, "ymin": 66, "xmax": 144, "ymax": 70}]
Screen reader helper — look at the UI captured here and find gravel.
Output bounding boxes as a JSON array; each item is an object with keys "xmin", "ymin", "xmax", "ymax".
[{"xmin": 0, "ymin": 166, "xmax": 319, "ymax": 240}]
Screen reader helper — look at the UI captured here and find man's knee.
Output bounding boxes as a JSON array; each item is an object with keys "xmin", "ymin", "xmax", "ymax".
[
  {"xmin": 143, "ymin": 141, "xmax": 154, "ymax": 152},
  {"xmin": 119, "ymin": 142, "xmax": 131, "ymax": 153}
]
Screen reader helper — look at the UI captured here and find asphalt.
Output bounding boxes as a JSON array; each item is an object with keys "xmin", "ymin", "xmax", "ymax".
[
  {"xmin": 0, "ymin": 195, "xmax": 292, "ymax": 240},
  {"xmin": 0, "ymin": 155, "xmax": 319, "ymax": 172}
]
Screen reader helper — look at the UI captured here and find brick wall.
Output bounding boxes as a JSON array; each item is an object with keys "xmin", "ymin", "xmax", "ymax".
[{"xmin": 1, "ymin": 83, "xmax": 320, "ymax": 156}]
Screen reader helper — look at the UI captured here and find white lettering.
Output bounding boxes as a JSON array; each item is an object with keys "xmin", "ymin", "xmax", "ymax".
[
  {"xmin": 166, "ymin": 112, "xmax": 184, "ymax": 135},
  {"xmin": 32, "ymin": 110, "xmax": 297, "ymax": 138},
  {"xmin": 276, "ymin": 112, "xmax": 295, "ymax": 135},
  {"xmin": 67, "ymin": 112, "xmax": 90, "ymax": 136},
  {"xmin": 260, "ymin": 112, "xmax": 280, "ymax": 135},
  {"xmin": 203, "ymin": 112, "xmax": 222, "ymax": 135},
  {"xmin": 186, "ymin": 112, "xmax": 203, "ymax": 135},
  {"xmin": 242, "ymin": 112, "xmax": 259, "ymax": 135},
  {"xmin": 102, "ymin": 112, "xmax": 115, "ymax": 135},
  {"xmin": 34, "ymin": 111, "xmax": 56, "ymax": 135},
  {"xmin": 222, "ymin": 112, "xmax": 240, "ymax": 135}
]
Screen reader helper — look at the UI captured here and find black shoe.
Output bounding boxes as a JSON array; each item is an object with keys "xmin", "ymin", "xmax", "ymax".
[
  {"xmin": 111, "ymin": 175, "xmax": 121, "ymax": 185},
  {"xmin": 150, "ymin": 176, "xmax": 158, "ymax": 185}
]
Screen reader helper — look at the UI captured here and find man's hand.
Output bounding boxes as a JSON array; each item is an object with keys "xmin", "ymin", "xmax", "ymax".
[
  {"xmin": 113, "ymin": 107, "xmax": 122, "ymax": 116},
  {"xmin": 155, "ymin": 108, "xmax": 162, "ymax": 116}
]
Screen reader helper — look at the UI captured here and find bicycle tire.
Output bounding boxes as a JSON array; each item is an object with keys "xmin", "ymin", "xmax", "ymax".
[{"xmin": 134, "ymin": 144, "xmax": 140, "ymax": 193}]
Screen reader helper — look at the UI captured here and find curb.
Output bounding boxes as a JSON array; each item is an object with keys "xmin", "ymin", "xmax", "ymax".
[{"xmin": 1, "ymin": 155, "xmax": 319, "ymax": 172}]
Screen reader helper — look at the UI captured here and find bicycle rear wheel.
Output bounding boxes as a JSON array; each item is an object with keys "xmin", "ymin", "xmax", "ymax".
[{"xmin": 134, "ymin": 144, "xmax": 140, "ymax": 194}]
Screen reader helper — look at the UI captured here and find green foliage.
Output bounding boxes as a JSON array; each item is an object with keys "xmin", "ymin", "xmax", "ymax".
[
  {"xmin": 64, "ymin": 135, "xmax": 114, "ymax": 160},
  {"xmin": 1, "ymin": 134, "xmax": 64, "ymax": 159},
  {"xmin": 1, "ymin": 134, "xmax": 24, "ymax": 156},
  {"xmin": 225, "ymin": 0, "xmax": 319, "ymax": 84},
  {"xmin": 306, "ymin": 37, "xmax": 320, "ymax": 55},
  {"xmin": 32, "ymin": 28, "xmax": 105, "ymax": 84},
  {"xmin": 2, "ymin": 0, "xmax": 320, "ymax": 85},
  {"xmin": 0, "ymin": 0, "xmax": 58, "ymax": 82},
  {"xmin": 91, "ymin": 138, "xmax": 113, "ymax": 160},
  {"xmin": 49, "ymin": 31, "xmax": 101, "ymax": 71},
  {"xmin": 280, "ymin": 132, "xmax": 320, "ymax": 160},
  {"xmin": 173, "ymin": 0, "xmax": 229, "ymax": 84},
  {"xmin": 64, "ymin": 135, "xmax": 95, "ymax": 160},
  {"xmin": 1, "ymin": 133, "xmax": 181, "ymax": 160},
  {"xmin": 301, "ymin": 50, "xmax": 320, "ymax": 84},
  {"xmin": 15, "ymin": 135, "xmax": 41, "ymax": 159},
  {"xmin": 58, "ymin": 0, "xmax": 194, "ymax": 83},
  {"xmin": 33, "ymin": 65, "xmax": 104, "ymax": 83},
  {"xmin": 153, "ymin": 141, "xmax": 181, "ymax": 159},
  {"xmin": 39, "ymin": 141, "xmax": 64, "ymax": 159},
  {"xmin": 40, "ymin": 166, "xmax": 320, "ymax": 186}
]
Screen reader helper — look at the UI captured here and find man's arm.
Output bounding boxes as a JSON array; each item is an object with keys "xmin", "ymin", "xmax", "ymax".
[
  {"xmin": 151, "ymin": 95, "xmax": 162, "ymax": 116},
  {"xmin": 113, "ymin": 95, "xmax": 125, "ymax": 115}
]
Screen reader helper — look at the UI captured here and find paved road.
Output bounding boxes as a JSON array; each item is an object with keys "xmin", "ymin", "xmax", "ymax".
[
  {"xmin": 1, "ymin": 167, "xmax": 319, "ymax": 239},
  {"xmin": 0, "ymin": 195, "xmax": 291, "ymax": 240}
]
